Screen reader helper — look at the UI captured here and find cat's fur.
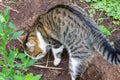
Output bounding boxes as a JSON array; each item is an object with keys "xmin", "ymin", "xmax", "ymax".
[{"xmin": 19, "ymin": 3, "xmax": 120, "ymax": 80}]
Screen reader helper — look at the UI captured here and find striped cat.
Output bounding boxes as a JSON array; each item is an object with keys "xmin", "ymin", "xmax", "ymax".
[{"xmin": 19, "ymin": 3, "xmax": 120, "ymax": 80}]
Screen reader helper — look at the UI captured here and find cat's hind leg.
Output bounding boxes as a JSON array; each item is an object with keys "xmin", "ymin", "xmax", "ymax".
[
  {"xmin": 68, "ymin": 48, "xmax": 93, "ymax": 80},
  {"xmin": 52, "ymin": 45, "xmax": 64, "ymax": 66},
  {"xmin": 69, "ymin": 56, "xmax": 88, "ymax": 80}
]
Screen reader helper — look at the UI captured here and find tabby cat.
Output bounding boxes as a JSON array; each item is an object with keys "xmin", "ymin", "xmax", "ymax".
[{"xmin": 19, "ymin": 3, "xmax": 120, "ymax": 80}]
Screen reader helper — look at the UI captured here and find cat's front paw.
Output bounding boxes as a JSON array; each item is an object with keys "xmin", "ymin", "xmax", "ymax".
[{"xmin": 53, "ymin": 58, "xmax": 61, "ymax": 66}]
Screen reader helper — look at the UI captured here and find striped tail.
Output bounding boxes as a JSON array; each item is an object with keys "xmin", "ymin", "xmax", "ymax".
[{"xmin": 94, "ymin": 34, "xmax": 120, "ymax": 66}]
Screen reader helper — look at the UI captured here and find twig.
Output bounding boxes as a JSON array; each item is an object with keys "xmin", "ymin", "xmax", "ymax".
[
  {"xmin": 33, "ymin": 65, "xmax": 63, "ymax": 70},
  {"xmin": 111, "ymin": 28, "xmax": 120, "ymax": 33},
  {"xmin": 95, "ymin": 11, "xmax": 103, "ymax": 23},
  {"xmin": 46, "ymin": 53, "xmax": 50, "ymax": 67},
  {"xmin": 35, "ymin": 60, "xmax": 68, "ymax": 65},
  {"xmin": 0, "ymin": 3, "xmax": 19, "ymax": 13}
]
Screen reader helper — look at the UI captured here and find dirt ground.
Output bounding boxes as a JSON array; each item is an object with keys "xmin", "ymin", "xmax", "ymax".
[{"xmin": 0, "ymin": 0, "xmax": 120, "ymax": 80}]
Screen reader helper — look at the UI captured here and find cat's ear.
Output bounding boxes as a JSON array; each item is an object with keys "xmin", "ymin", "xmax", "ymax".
[
  {"xmin": 18, "ymin": 35, "xmax": 26, "ymax": 44},
  {"xmin": 18, "ymin": 30, "xmax": 28, "ymax": 43}
]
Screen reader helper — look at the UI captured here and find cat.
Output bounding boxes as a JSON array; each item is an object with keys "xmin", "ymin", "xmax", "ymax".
[{"xmin": 18, "ymin": 3, "xmax": 120, "ymax": 80}]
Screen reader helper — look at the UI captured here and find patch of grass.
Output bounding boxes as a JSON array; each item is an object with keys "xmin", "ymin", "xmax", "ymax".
[
  {"xmin": 85, "ymin": 0, "xmax": 120, "ymax": 21},
  {"xmin": 80, "ymin": 0, "xmax": 120, "ymax": 36},
  {"xmin": 0, "ymin": 8, "xmax": 41, "ymax": 80}
]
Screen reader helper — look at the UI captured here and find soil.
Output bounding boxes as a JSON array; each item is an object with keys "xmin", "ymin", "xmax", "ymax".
[{"xmin": 1, "ymin": 0, "xmax": 120, "ymax": 80}]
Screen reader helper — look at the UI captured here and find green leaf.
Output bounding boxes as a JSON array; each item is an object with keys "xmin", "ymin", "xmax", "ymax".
[
  {"xmin": 17, "ymin": 53, "xmax": 26, "ymax": 59},
  {"xmin": 0, "ymin": 76, "xmax": 5, "ymax": 80},
  {"xmin": 11, "ymin": 31, "xmax": 24, "ymax": 39},
  {"xmin": 0, "ymin": 73, "xmax": 5, "ymax": 80},
  {"xmin": 0, "ymin": 61, "xmax": 3, "ymax": 66},
  {"xmin": 113, "ymin": 21, "xmax": 120, "ymax": 25},
  {"xmin": 14, "ymin": 75, "xmax": 24, "ymax": 80},
  {"xmin": 99, "ymin": 25, "xmax": 111, "ymax": 36},
  {"xmin": 33, "ymin": 74, "xmax": 42, "ymax": 80},
  {"xmin": 0, "ymin": 24, "xmax": 3, "ymax": 32},
  {"xmin": 25, "ymin": 73, "xmax": 41, "ymax": 80},
  {"xmin": 6, "ymin": 50, "xmax": 18, "ymax": 65},
  {"xmin": 0, "ymin": 14, "xmax": 5, "ymax": 23},
  {"xmin": 14, "ymin": 63, "xmax": 23, "ymax": 69},
  {"xmin": 8, "ymin": 22, "xmax": 16, "ymax": 30},
  {"xmin": 85, "ymin": 0, "xmax": 91, "ymax": 2},
  {"xmin": 26, "ymin": 59, "xmax": 36, "ymax": 67},
  {"xmin": 15, "ymin": 70, "xmax": 23, "ymax": 75},
  {"xmin": 3, "ymin": 8, "xmax": 9, "ymax": 17},
  {"xmin": 88, "ymin": 9, "xmax": 96, "ymax": 18},
  {"xmin": 25, "ymin": 73, "xmax": 33, "ymax": 80},
  {"xmin": 0, "ymin": 72, "xmax": 4, "ymax": 77},
  {"xmin": 4, "ymin": 15, "xmax": 10, "ymax": 22},
  {"xmin": 2, "ymin": 68, "xmax": 12, "ymax": 77},
  {"xmin": 9, "ymin": 50, "xmax": 18, "ymax": 58}
]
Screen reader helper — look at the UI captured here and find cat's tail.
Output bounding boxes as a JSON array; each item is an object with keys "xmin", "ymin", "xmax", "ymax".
[{"xmin": 94, "ymin": 33, "xmax": 120, "ymax": 66}]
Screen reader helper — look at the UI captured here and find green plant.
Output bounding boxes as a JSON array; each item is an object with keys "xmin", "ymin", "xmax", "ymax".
[
  {"xmin": 81, "ymin": 0, "xmax": 120, "ymax": 36},
  {"xmin": 88, "ymin": 9, "xmax": 96, "ymax": 18},
  {"xmin": 91, "ymin": 0, "xmax": 120, "ymax": 20},
  {"xmin": 85, "ymin": 0, "xmax": 120, "ymax": 23},
  {"xmin": 0, "ymin": 8, "xmax": 41, "ymax": 80}
]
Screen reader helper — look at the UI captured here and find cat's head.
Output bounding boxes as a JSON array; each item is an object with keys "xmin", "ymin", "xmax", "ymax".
[{"xmin": 18, "ymin": 34, "xmax": 47, "ymax": 59}]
